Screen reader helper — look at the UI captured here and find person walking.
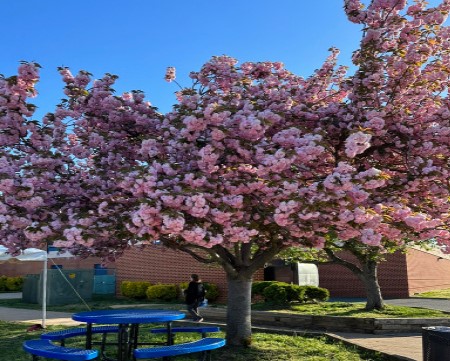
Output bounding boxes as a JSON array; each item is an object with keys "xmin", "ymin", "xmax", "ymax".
[{"xmin": 184, "ymin": 274, "xmax": 205, "ymax": 322}]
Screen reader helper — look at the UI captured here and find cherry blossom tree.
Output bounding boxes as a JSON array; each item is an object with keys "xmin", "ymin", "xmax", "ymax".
[{"xmin": 3, "ymin": 0, "xmax": 450, "ymax": 346}]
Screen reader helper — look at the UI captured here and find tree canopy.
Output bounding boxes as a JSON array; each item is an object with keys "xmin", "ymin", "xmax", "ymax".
[{"xmin": 2, "ymin": 0, "xmax": 450, "ymax": 344}]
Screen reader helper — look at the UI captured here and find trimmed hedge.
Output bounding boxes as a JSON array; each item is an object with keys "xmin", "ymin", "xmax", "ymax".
[
  {"xmin": 301, "ymin": 285, "xmax": 330, "ymax": 302},
  {"xmin": 0, "ymin": 276, "xmax": 24, "ymax": 292},
  {"xmin": 120, "ymin": 280, "xmax": 220, "ymax": 303},
  {"xmin": 253, "ymin": 280, "xmax": 330, "ymax": 305},
  {"xmin": 120, "ymin": 281, "xmax": 151, "ymax": 299},
  {"xmin": 252, "ymin": 281, "xmax": 282, "ymax": 297},
  {"xmin": 263, "ymin": 283, "xmax": 306, "ymax": 304},
  {"xmin": 146, "ymin": 284, "xmax": 178, "ymax": 301}
]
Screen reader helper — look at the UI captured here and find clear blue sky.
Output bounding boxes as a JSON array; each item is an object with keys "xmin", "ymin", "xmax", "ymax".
[{"xmin": 0, "ymin": 0, "xmax": 445, "ymax": 116}]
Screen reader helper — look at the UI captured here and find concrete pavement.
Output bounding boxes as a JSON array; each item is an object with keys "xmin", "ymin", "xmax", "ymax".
[
  {"xmin": 0, "ymin": 292, "xmax": 21, "ymax": 299},
  {"xmin": 0, "ymin": 292, "xmax": 79, "ymax": 326},
  {"xmin": 328, "ymin": 332, "xmax": 421, "ymax": 361},
  {"xmin": 387, "ymin": 297, "xmax": 450, "ymax": 312}
]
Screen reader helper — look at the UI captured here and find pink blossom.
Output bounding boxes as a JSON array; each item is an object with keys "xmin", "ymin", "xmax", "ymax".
[
  {"xmin": 164, "ymin": 67, "xmax": 176, "ymax": 82},
  {"xmin": 345, "ymin": 131, "xmax": 372, "ymax": 158},
  {"xmin": 360, "ymin": 229, "xmax": 382, "ymax": 246},
  {"xmin": 162, "ymin": 215, "xmax": 185, "ymax": 234},
  {"xmin": 181, "ymin": 227, "xmax": 206, "ymax": 244},
  {"xmin": 404, "ymin": 214, "xmax": 428, "ymax": 231}
]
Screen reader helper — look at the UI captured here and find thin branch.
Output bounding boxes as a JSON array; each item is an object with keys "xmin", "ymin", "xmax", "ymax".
[{"xmin": 324, "ymin": 248, "xmax": 363, "ymax": 276}]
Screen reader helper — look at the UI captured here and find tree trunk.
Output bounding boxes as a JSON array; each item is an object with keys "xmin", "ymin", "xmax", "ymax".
[
  {"xmin": 360, "ymin": 260, "xmax": 385, "ymax": 310},
  {"xmin": 226, "ymin": 274, "xmax": 253, "ymax": 346},
  {"xmin": 323, "ymin": 248, "xmax": 386, "ymax": 311}
]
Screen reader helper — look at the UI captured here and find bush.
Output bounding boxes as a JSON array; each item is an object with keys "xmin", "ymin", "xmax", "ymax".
[
  {"xmin": 263, "ymin": 283, "xmax": 308, "ymax": 304},
  {"xmin": 0, "ymin": 276, "xmax": 24, "ymax": 292},
  {"xmin": 120, "ymin": 281, "xmax": 151, "ymax": 299},
  {"xmin": 146, "ymin": 284, "xmax": 178, "ymax": 301},
  {"xmin": 0, "ymin": 276, "xmax": 7, "ymax": 292},
  {"xmin": 203, "ymin": 282, "xmax": 219, "ymax": 302},
  {"xmin": 5, "ymin": 276, "xmax": 24, "ymax": 291},
  {"xmin": 285, "ymin": 284, "xmax": 306, "ymax": 302},
  {"xmin": 252, "ymin": 281, "xmax": 280, "ymax": 297},
  {"xmin": 263, "ymin": 283, "xmax": 288, "ymax": 304},
  {"xmin": 302, "ymin": 285, "xmax": 330, "ymax": 302}
]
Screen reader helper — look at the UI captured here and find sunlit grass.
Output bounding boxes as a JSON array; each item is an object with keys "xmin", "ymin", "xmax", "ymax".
[
  {"xmin": 414, "ymin": 288, "xmax": 450, "ymax": 299},
  {"xmin": 252, "ymin": 301, "xmax": 449, "ymax": 318},
  {"xmin": 1, "ymin": 296, "xmax": 448, "ymax": 318},
  {"xmin": 1, "ymin": 321, "xmax": 385, "ymax": 361}
]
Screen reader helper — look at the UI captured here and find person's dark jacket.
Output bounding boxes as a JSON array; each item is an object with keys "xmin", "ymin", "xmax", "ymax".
[{"xmin": 185, "ymin": 281, "xmax": 205, "ymax": 304}]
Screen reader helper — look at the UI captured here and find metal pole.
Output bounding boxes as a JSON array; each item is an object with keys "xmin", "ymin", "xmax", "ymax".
[{"xmin": 42, "ymin": 256, "xmax": 47, "ymax": 328}]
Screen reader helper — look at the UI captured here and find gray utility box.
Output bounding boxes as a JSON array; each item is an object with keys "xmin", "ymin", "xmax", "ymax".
[{"xmin": 38, "ymin": 269, "xmax": 94, "ymax": 306}]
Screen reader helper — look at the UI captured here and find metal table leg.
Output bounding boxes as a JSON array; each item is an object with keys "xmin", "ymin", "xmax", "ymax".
[
  {"xmin": 117, "ymin": 323, "xmax": 129, "ymax": 361},
  {"xmin": 86, "ymin": 323, "xmax": 93, "ymax": 349},
  {"xmin": 128, "ymin": 324, "xmax": 139, "ymax": 361}
]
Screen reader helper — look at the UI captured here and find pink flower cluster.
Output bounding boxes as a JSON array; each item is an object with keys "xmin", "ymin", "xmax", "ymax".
[
  {"xmin": 345, "ymin": 131, "xmax": 372, "ymax": 158},
  {"xmin": 164, "ymin": 67, "xmax": 176, "ymax": 82}
]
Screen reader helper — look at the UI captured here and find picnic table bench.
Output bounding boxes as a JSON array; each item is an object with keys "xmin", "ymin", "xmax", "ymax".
[
  {"xmin": 41, "ymin": 326, "xmax": 119, "ymax": 346},
  {"xmin": 134, "ymin": 337, "xmax": 225, "ymax": 360},
  {"xmin": 23, "ymin": 339, "xmax": 99, "ymax": 361},
  {"xmin": 150, "ymin": 326, "xmax": 220, "ymax": 344}
]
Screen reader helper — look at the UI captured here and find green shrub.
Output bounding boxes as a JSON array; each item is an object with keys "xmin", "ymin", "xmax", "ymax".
[
  {"xmin": 5, "ymin": 276, "xmax": 24, "ymax": 291},
  {"xmin": 302, "ymin": 285, "xmax": 330, "ymax": 302},
  {"xmin": 252, "ymin": 281, "xmax": 280, "ymax": 296},
  {"xmin": 0, "ymin": 276, "xmax": 7, "ymax": 292},
  {"xmin": 263, "ymin": 283, "xmax": 308, "ymax": 304},
  {"xmin": 203, "ymin": 282, "xmax": 219, "ymax": 302},
  {"xmin": 120, "ymin": 281, "xmax": 151, "ymax": 299},
  {"xmin": 286, "ymin": 284, "xmax": 306, "ymax": 302},
  {"xmin": 0, "ymin": 276, "xmax": 24, "ymax": 292},
  {"xmin": 263, "ymin": 283, "xmax": 288, "ymax": 304},
  {"xmin": 146, "ymin": 284, "xmax": 178, "ymax": 301},
  {"xmin": 179, "ymin": 282, "xmax": 188, "ymax": 298},
  {"xmin": 120, "ymin": 281, "xmax": 131, "ymax": 297}
]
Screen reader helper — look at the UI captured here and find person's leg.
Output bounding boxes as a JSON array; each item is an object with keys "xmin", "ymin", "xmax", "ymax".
[
  {"xmin": 187, "ymin": 302, "xmax": 201, "ymax": 320},
  {"xmin": 193, "ymin": 301, "xmax": 203, "ymax": 321}
]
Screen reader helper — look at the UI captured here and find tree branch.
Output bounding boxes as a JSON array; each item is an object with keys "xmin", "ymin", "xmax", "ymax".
[{"xmin": 324, "ymin": 248, "xmax": 363, "ymax": 276}]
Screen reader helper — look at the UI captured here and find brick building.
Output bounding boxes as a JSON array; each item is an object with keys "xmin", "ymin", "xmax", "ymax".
[
  {"xmin": 2, "ymin": 245, "xmax": 450, "ymax": 300},
  {"xmin": 318, "ymin": 247, "xmax": 450, "ymax": 298}
]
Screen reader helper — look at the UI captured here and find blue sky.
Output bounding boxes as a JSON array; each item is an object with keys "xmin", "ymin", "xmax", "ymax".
[{"xmin": 0, "ymin": 0, "xmax": 445, "ymax": 116}]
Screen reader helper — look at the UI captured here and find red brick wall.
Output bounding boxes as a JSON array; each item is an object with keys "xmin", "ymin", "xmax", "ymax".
[
  {"xmin": 0, "ymin": 257, "xmax": 102, "ymax": 277},
  {"xmin": 406, "ymin": 248, "xmax": 450, "ymax": 295},
  {"xmin": 318, "ymin": 251, "xmax": 409, "ymax": 298},
  {"xmin": 6, "ymin": 245, "xmax": 450, "ymax": 301},
  {"xmin": 115, "ymin": 245, "xmax": 264, "ymax": 302}
]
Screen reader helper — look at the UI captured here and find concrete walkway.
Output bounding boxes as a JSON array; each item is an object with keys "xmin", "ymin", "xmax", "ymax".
[
  {"xmin": 0, "ymin": 294, "xmax": 441, "ymax": 361},
  {"xmin": 0, "ymin": 293, "xmax": 79, "ymax": 326},
  {"xmin": 387, "ymin": 297, "xmax": 450, "ymax": 312},
  {"xmin": 328, "ymin": 331, "xmax": 421, "ymax": 361}
]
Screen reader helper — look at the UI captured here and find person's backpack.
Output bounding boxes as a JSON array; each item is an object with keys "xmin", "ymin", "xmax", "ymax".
[{"xmin": 197, "ymin": 283, "xmax": 206, "ymax": 302}]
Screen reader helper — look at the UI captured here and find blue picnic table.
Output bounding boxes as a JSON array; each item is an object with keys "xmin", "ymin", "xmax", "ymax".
[
  {"xmin": 23, "ymin": 309, "xmax": 225, "ymax": 361},
  {"xmin": 72, "ymin": 309, "xmax": 185, "ymax": 361}
]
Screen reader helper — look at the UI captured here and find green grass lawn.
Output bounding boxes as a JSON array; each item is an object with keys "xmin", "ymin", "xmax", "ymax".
[
  {"xmin": 252, "ymin": 301, "xmax": 449, "ymax": 318},
  {"xmin": 1, "ymin": 297, "xmax": 448, "ymax": 318},
  {"xmin": 413, "ymin": 288, "xmax": 450, "ymax": 299},
  {"xmin": 1, "ymin": 321, "xmax": 386, "ymax": 361},
  {"xmin": 0, "ymin": 296, "xmax": 438, "ymax": 360}
]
